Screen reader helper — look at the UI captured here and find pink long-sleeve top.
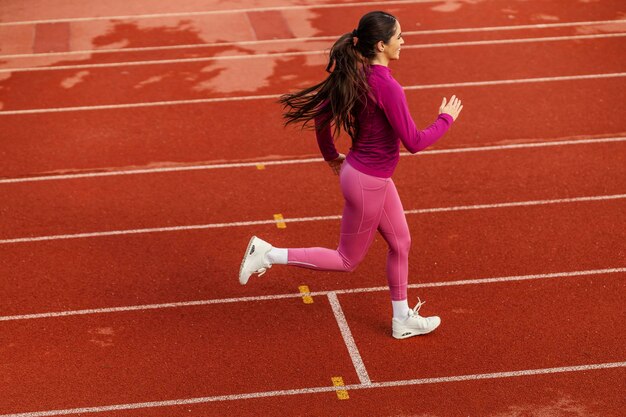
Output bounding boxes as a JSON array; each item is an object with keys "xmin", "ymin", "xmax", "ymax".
[{"xmin": 315, "ymin": 64, "xmax": 454, "ymax": 178}]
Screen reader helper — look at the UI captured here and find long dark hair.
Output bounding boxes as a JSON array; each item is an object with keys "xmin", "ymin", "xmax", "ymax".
[{"xmin": 279, "ymin": 11, "xmax": 397, "ymax": 141}]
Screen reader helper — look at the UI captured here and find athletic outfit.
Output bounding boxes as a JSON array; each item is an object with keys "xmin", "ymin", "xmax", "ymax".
[
  {"xmin": 239, "ymin": 64, "xmax": 453, "ymax": 337},
  {"xmin": 287, "ymin": 64, "xmax": 453, "ymax": 301}
]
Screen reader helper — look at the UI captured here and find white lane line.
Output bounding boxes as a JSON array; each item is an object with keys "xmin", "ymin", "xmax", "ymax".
[
  {"xmin": 1, "ymin": 193, "xmax": 624, "ymax": 245},
  {"xmin": 1, "ymin": 72, "xmax": 625, "ymax": 115},
  {"xmin": 2, "ymin": 361, "xmax": 624, "ymax": 416},
  {"xmin": 0, "ymin": 92, "xmax": 281, "ymax": 115},
  {"xmin": 366, "ymin": 361, "xmax": 626, "ymax": 387},
  {"xmin": 0, "ymin": 293, "xmax": 305, "ymax": 321},
  {"xmin": 0, "ymin": 0, "xmax": 440, "ymax": 26},
  {"xmin": 0, "ymin": 218, "xmax": 282, "ymax": 244},
  {"xmin": 0, "ymin": 157, "xmax": 319, "ymax": 184},
  {"xmin": 402, "ymin": 72, "xmax": 626, "ymax": 91},
  {"xmin": 339, "ymin": 268, "xmax": 626, "ymax": 295},
  {"xmin": 2, "ymin": 19, "xmax": 623, "ymax": 59},
  {"xmin": 2, "ymin": 136, "xmax": 625, "ymax": 185},
  {"xmin": 403, "ymin": 194, "xmax": 626, "ymax": 215},
  {"xmin": 3, "ymin": 32, "xmax": 625, "ymax": 73},
  {"xmin": 404, "ymin": 32, "xmax": 626, "ymax": 49},
  {"xmin": 327, "ymin": 292, "xmax": 371, "ymax": 385},
  {"xmin": 406, "ymin": 18, "xmax": 626, "ymax": 34},
  {"xmin": 1, "ymin": 267, "xmax": 624, "ymax": 322}
]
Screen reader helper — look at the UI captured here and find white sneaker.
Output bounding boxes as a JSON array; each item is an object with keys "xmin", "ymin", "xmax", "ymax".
[
  {"xmin": 239, "ymin": 236, "xmax": 272, "ymax": 285},
  {"xmin": 392, "ymin": 299, "xmax": 441, "ymax": 339}
]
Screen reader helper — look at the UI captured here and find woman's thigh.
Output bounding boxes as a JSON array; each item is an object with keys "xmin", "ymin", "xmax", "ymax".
[
  {"xmin": 377, "ymin": 179, "xmax": 410, "ymax": 247},
  {"xmin": 337, "ymin": 162, "xmax": 390, "ymax": 262}
]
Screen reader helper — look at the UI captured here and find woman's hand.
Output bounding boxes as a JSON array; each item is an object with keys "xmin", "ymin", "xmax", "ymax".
[
  {"xmin": 439, "ymin": 95, "xmax": 463, "ymax": 121},
  {"xmin": 327, "ymin": 153, "xmax": 346, "ymax": 175}
]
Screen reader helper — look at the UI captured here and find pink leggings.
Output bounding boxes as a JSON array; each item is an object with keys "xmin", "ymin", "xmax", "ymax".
[{"xmin": 288, "ymin": 161, "xmax": 410, "ymax": 301}]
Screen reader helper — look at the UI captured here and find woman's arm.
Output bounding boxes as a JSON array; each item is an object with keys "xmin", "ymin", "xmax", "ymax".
[
  {"xmin": 379, "ymin": 80, "xmax": 455, "ymax": 154},
  {"xmin": 314, "ymin": 105, "xmax": 345, "ymax": 175},
  {"xmin": 314, "ymin": 112, "xmax": 340, "ymax": 161}
]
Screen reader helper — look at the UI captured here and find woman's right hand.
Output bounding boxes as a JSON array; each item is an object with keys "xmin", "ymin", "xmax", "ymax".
[
  {"xmin": 439, "ymin": 95, "xmax": 463, "ymax": 120},
  {"xmin": 327, "ymin": 153, "xmax": 346, "ymax": 175}
]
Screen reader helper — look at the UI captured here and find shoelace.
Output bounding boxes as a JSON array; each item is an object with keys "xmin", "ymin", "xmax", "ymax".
[
  {"xmin": 409, "ymin": 298, "xmax": 426, "ymax": 316},
  {"xmin": 255, "ymin": 265, "xmax": 272, "ymax": 277}
]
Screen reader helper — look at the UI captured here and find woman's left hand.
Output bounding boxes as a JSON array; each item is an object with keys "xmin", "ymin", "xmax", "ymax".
[{"xmin": 327, "ymin": 153, "xmax": 346, "ymax": 175}]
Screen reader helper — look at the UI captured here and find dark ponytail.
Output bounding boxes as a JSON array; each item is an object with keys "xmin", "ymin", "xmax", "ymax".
[{"xmin": 279, "ymin": 11, "xmax": 397, "ymax": 141}]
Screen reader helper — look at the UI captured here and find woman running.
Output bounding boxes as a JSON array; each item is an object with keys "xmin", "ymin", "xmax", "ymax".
[{"xmin": 239, "ymin": 11, "xmax": 463, "ymax": 339}]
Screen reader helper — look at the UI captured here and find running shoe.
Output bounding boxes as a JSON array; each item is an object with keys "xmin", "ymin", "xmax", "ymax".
[
  {"xmin": 239, "ymin": 236, "xmax": 272, "ymax": 285},
  {"xmin": 392, "ymin": 299, "xmax": 441, "ymax": 339}
]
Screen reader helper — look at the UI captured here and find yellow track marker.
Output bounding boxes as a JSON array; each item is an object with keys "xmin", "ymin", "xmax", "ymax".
[
  {"xmin": 298, "ymin": 285, "xmax": 314, "ymax": 304},
  {"xmin": 273, "ymin": 213, "xmax": 286, "ymax": 229},
  {"xmin": 331, "ymin": 376, "xmax": 349, "ymax": 400},
  {"xmin": 256, "ymin": 164, "xmax": 265, "ymax": 170}
]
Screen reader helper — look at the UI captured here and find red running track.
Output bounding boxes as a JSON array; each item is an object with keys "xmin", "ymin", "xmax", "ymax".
[
  {"xmin": 1, "ymin": 0, "xmax": 624, "ymax": 55},
  {"xmin": 1, "ymin": 273, "xmax": 624, "ymax": 415},
  {"xmin": 1, "ymin": 140, "xmax": 625, "ymax": 237},
  {"xmin": 1, "ymin": 78, "xmax": 626, "ymax": 177},
  {"xmin": 1, "ymin": 197, "xmax": 624, "ymax": 317},
  {"xmin": 1, "ymin": 31, "xmax": 625, "ymax": 109},
  {"xmin": 1, "ymin": 0, "xmax": 625, "ymax": 416},
  {"xmin": 1, "ymin": 140, "xmax": 625, "ymax": 317}
]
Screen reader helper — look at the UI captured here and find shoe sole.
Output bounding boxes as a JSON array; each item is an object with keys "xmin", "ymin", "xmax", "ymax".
[
  {"xmin": 239, "ymin": 236, "xmax": 257, "ymax": 285},
  {"xmin": 392, "ymin": 321, "xmax": 441, "ymax": 339}
]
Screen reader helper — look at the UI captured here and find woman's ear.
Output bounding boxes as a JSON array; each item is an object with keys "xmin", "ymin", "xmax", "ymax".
[{"xmin": 376, "ymin": 40, "xmax": 385, "ymax": 52}]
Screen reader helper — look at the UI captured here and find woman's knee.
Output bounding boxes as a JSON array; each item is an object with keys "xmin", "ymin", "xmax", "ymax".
[
  {"xmin": 338, "ymin": 251, "xmax": 365, "ymax": 272},
  {"xmin": 391, "ymin": 232, "xmax": 411, "ymax": 256}
]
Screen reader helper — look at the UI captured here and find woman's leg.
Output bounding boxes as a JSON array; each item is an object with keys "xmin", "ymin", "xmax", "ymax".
[
  {"xmin": 286, "ymin": 162, "xmax": 389, "ymax": 272},
  {"xmin": 377, "ymin": 179, "xmax": 411, "ymax": 302},
  {"xmin": 376, "ymin": 180, "xmax": 441, "ymax": 338}
]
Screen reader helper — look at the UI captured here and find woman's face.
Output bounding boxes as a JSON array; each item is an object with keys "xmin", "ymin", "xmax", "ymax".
[{"xmin": 384, "ymin": 22, "xmax": 404, "ymax": 61}]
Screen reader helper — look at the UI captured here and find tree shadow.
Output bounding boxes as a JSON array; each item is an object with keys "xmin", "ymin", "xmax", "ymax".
[{"xmin": 0, "ymin": 20, "xmax": 268, "ymax": 111}]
